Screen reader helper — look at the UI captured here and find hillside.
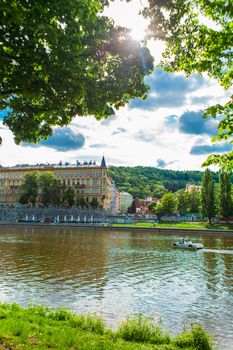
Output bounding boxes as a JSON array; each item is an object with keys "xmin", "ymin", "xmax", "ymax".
[{"xmin": 108, "ymin": 166, "xmax": 219, "ymax": 198}]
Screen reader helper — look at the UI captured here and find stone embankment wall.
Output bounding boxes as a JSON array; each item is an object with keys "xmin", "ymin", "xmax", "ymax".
[{"xmin": 0, "ymin": 208, "xmax": 109, "ymax": 223}]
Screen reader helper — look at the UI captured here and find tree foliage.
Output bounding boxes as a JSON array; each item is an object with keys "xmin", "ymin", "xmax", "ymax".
[
  {"xmin": 77, "ymin": 196, "xmax": 86, "ymax": 208},
  {"xmin": 19, "ymin": 171, "xmax": 39, "ymax": 206},
  {"xmin": 187, "ymin": 189, "xmax": 200, "ymax": 213},
  {"xmin": 0, "ymin": 0, "xmax": 153, "ymax": 143},
  {"xmin": 175, "ymin": 189, "xmax": 189, "ymax": 215},
  {"xmin": 90, "ymin": 197, "xmax": 99, "ymax": 208},
  {"xmin": 147, "ymin": 201, "xmax": 158, "ymax": 213},
  {"xmin": 158, "ymin": 192, "xmax": 177, "ymax": 214},
  {"xmin": 141, "ymin": 0, "xmax": 233, "ymax": 169},
  {"xmin": 39, "ymin": 172, "xmax": 62, "ymax": 207},
  {"xmin": 218, "ymin": 171, "xmax": 232, "ymax": 218},
  {"xmin": 109, "ymin": 166, "xmax": 218, "ymax": 198},
  {"xmin": 200, "ymin": 169, "xmax": 215, "ymax": 223},
  {"xmin": 63, "ymin": 187, "xmax": 75, "ymax": 208},
  {"xmin": 19, "ymin": 171, "xmax": 62, "ymax": 206}
]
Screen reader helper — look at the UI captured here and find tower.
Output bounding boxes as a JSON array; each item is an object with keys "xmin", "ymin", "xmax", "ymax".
[{"xmin": 100, "ymin": 156, "xmax": 106, "ymax": 168}]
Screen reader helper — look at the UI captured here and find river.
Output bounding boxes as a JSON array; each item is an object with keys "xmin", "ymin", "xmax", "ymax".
[{"xmin": 0, "ymin": 226, "xmax": 232, "ymax": 349}]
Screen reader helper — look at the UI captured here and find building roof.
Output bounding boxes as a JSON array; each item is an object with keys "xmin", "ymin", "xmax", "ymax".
[
  {"xmin": 100, "ymin": 156, "xmax": 107, "ymax": 168},
  {"xmin": 0, "ymin": 159, "xmax": 105, "ymax": 171}
]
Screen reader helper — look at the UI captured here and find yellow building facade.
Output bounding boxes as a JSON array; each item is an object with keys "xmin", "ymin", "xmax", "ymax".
[{"xmin": 0, "ymin": 157, "xmax": 112, "ymax": 210}]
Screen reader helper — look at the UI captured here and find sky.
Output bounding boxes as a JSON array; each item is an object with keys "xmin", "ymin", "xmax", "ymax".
[{"xmin": 0, "ymin": 0, "xmax": 232, "ymax": 170}]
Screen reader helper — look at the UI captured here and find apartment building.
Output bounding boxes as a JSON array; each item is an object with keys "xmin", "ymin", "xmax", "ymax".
[
  {"xmin": 118, "ymin": 191, "xmax": 133, "ymax": 213},
  {"xmin": 0, "ymin": 156, "xmax": 112, "ymax": 210}
]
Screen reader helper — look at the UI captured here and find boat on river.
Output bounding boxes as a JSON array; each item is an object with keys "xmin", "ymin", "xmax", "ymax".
[{"xmin": 172, "ymin": 239, "xmax": 203, "ymax": 250}]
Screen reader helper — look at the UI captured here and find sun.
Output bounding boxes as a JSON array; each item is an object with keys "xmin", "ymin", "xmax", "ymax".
[
  {"xmin": 103, "ymin": 0, "xmax": 148, "ymax": 42},
  {"xmin": 129, "ymin": 21, "xmax": 148, "ymax": 42}
]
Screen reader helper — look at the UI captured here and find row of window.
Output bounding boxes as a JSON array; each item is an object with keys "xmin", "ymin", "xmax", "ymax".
[
  {"xmin": 56, "ymin": 170, "xmax": 106, "ymax": 178},
  {"xmin": 0, "ymin": 173, "xmax": 24, "ymax": 179},
  {"xmin": 63, "ymin": 178, "xmax": 106, "ymax": 186},
  {"xmin": 0, "ymin": 189, "xmax": 18, "ymax": 194},
  {"xmin": 0, "ymin": 180, "xmax": 20, "ymax": 186},
  {"xmin": 77, "ymin": 188, "xmax": 105, "ymax": 194},
  {"xmin": 0, "ymin": 170, "xmax": 107, "ymax": 180},
  {"xmin": 0, "ymin": 188, "xmax": 106, "ymax": 203},
  {"xmin": 0, "ymin": 197, "xmax": 15, "ymax": 202}
]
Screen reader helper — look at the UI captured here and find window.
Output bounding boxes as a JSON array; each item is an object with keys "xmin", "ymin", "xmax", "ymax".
[
  {"xmin": 103, "ymin": 171, "xmax": 106, "ymax": 176},
  {"xmin": 101, "ymin": 179, "xmax": 106, "ymax": 185},
  {"xmin": 92, "ymin": 179, "xmax": 98, "ymax": 185},
  {"xmin": 102, "ymin": 188, "xmax": 105, "ymax": 193},
  {"xmin": 82, "ymin": 179, "xmax": 85, "ymax": 184},
  {"xmin": 93, "ymin": 171, "xmax": 99, "ymax": 177},
  {"xmin": 86, "ymin": 179, "xmax": 90, "ymax": 185}
]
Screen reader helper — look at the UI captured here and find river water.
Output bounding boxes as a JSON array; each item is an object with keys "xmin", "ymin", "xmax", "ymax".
[{"xmin": 0, "ymin": 226, "xmax": 232, "ymax": 349}]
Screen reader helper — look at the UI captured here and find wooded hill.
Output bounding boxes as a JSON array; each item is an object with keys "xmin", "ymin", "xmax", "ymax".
[{"xmin": 108, "ymin": 166, "xmax": 219, "ymax": 199}]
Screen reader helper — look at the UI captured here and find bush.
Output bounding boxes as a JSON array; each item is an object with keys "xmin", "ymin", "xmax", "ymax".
[
  {"xmin": 174, "ymin": 324, "xmax": 212, "ymax": 350},
  {"xmin": 117, "ymin": 314, "xmax": 170, "ymax": 344}
]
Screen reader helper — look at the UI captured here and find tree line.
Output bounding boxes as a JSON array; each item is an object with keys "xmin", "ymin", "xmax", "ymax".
[
  {"xmin": 19, "ymin": 171, "xmax": 99, "ymax": 209},
  {"xmin": 108, "ymin": 166, "xmax": 221, "ymax": 198},
  {"xmin": 130, "ymin": 169, "xmax": 233, "ymax": 223}
]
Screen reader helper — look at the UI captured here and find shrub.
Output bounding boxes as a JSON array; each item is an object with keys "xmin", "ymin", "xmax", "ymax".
[
  {"xmin": 174, "ymin": 324, "xmax": 212, "ymax": 350},
  {"xmin": 70, "ymin": 314, "xmax": 105, "ymax": 335},
  {"xmin": 117, "ymin": 314, "xmax": 170, "ymax": 344}
]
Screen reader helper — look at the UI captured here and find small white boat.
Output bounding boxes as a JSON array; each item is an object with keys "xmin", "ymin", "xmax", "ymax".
[{"xmin": 172, "ymin": 239, "xmax": 203, "ymax": 250}]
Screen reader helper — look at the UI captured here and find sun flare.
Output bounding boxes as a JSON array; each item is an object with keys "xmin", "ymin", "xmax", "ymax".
[{"xmin": 104, "ymin": 0, "xmax": 148, "ymax": 42}]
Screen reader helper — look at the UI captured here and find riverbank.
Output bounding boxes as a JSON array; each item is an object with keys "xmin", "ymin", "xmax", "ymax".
[
  {"xmin": 0, "ymin": 221, "xmax": 233, "ymax": 235},
  {"xmin": 112, "ymin": 221, "xmax": 233, "ymax": 231},
  {"xmin": 0, "ymin": 304, "xmax": 212, "ymax": 350}
]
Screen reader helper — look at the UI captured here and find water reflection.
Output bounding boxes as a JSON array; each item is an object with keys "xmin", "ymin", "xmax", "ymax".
[{"xmin": 0, "ymin": 226, "xmax": 232, "ymax": 349}]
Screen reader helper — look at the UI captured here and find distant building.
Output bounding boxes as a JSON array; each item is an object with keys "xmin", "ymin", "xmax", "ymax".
[
  {"xmin": 109, "ymin": 180, "xmax": 118, "ymax": 214},
  {"xmin": 119, "ymin": 191, "xmax": 133, "ymax": 214},
  {"xmin": 133, "ymin": 197, "xmax": 160, "ymax": 217},
  {"xmin": 0, "ymin": 156, "xmax": 112, "ymax": 210},
  {"xmin": 186, "ymin": 184, "xmax": 201, "ymax": 192}
]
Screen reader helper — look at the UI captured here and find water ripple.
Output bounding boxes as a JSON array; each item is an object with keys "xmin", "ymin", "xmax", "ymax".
[{"xmin": 0, "ymin": 227, "xmax": 233, "ymax": 349}]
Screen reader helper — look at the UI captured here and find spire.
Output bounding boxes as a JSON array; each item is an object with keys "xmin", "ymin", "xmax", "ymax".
[{"xmin": 100, "ymin": 156, "xmax": 106, "ymax": 168}]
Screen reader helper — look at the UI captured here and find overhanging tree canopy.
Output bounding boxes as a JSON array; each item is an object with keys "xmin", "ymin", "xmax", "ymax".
[
  {"xmin": 0, "ymin": 0, "xmax": 154, "ymax": 143},
  {"xmin": 140, "ymin": 0, "xmax": 233, "ymax": 169}
]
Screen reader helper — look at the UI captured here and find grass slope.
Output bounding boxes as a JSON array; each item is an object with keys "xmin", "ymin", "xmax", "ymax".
[
  {"xmin": 112, "ymin": 222, "xmax": 233, "ymax": 230},
  {"xmin": 0, "ymin": 304, "xmax": 212, "ymax": 350}
]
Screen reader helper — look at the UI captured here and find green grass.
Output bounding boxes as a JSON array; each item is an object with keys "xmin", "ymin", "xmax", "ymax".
[
  {"xmin": 111, "ymin": 221, "xmax": 233, "ymax": 230},
  {"xmin": 0, "ymin": 304, "xmax": 212, "ymax": 349}
]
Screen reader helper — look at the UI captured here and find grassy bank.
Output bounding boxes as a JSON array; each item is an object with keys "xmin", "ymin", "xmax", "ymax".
[
  {"xmin": 112, "ymin": 221, "xmax": 233, "ymax": 231},
  {"xmin": 0, "ymin": 304, "xmax": 212, "ymax": 349}
]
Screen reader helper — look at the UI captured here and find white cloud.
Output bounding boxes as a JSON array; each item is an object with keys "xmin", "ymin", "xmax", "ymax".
[{"xmin": 0, "ymin": 1, "xmax": 231, "ymax": 171}]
